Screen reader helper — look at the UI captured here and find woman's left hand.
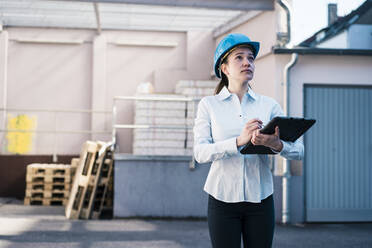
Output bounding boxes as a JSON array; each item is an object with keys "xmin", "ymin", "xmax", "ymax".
[{"xmin": 251, "ymin": 126, "xmax": 283, "ymax": 152}]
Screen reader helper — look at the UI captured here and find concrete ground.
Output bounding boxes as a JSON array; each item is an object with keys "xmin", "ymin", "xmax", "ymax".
[{"xmin": 1, "ymin": 198, "xmax": 372, "ymax": 248}]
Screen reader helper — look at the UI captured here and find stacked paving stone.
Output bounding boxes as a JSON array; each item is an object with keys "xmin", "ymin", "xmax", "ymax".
[
  {"xmin": 24, "ymin": 163, "xmax": 72, "ymax": 206},
  {"xmin": 133, "ymin": 80, "xmax": 218, "ymax": 156},
  {"xmin": 175, "ymin": 80, "xmax": 217, "ymax": 97},
  {"xmin": 133, "ymin": 94, "xmax": 194, "ymax": 156}
]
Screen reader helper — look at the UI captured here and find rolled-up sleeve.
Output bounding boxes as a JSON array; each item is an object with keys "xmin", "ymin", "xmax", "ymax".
[
  {"xmin": 193, "ymin": 98, "xmax": 238, "ymax": 164},
  {"xmin": 270, "ymin": 102, "xmax": 304, "ymax": 161},
  {"xmin": 279, "ymin": 140, "xmax": 304, "ymax": 160}
]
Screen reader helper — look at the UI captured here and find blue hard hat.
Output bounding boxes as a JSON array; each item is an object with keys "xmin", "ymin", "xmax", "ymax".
[{"xmin": 214, "ymin": 33, "xmax": 260, "ymax": 78}]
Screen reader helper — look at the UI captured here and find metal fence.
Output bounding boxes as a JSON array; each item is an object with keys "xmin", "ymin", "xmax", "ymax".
[
  {"xmin": 0, "ymin": 95, "xmax": 200, "ymax": 163},
  {"xmin": 0, "ymin": 107, "xmax": 111, "ymax": 161}
]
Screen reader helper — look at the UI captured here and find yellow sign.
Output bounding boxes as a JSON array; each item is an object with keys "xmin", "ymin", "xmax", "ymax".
[{"xmin": 6, "ymin": 114, "xmax": 37, "ymax": 154}]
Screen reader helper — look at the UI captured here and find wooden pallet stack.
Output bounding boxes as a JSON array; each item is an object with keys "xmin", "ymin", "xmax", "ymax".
[
  {"xmin": 104, "ymin": 173, "xmax": 114, "ymax": 209},
  {"xmin": 70, "ymin": 158, "xmax": 80, "ymax": 182},
  {"xmin": 24, "ymin": 163, "xmax": 72, "ymax": 206},
  {"xmin": 65, "ymin": 141, "xmax": 114, "ymax": 219}
]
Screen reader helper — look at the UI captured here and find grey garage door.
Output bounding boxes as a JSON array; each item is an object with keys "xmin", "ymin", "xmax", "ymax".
[{"xmin": 305, "ymin": 85, "xmax": 372, "ymax": 222}]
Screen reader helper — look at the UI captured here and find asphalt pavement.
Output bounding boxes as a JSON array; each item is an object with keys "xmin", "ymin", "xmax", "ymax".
[{"xmin": 0, "ymin": 198, "xmax": 371, "ymax": 248}]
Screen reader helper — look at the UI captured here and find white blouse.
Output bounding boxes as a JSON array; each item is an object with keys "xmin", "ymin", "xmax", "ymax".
[{"xmin": 193, "ymin": 86, "xmax": 304, "ymax": 203}]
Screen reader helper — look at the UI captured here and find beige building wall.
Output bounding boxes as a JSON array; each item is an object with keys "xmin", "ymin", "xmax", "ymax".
[
  {"xmin": 214, "ymin": 10, "xmax": 277, "ymax": 57},
  {"xmin": 0, "ymin": 27, "xmax": 215, "ymax": 155},
  {"xmin": 4, "ymin": 28, "xmax": 93, "ymax": 155},
  {"xmin": 0, "ymin": 31, "xmax": 8, "ymax": 153}
]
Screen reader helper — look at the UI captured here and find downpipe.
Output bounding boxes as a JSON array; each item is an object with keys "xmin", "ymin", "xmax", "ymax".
[
  {"xmin": 282, "ymin": 52, "xmax": 298, "ymax": 224},
  {"xmin": 277, "ymin": 0, "xmax": 298, "ymax": 224}
]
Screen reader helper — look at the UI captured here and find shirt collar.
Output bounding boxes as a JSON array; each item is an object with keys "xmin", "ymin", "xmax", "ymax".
[
  {"xmin": 216, "ymin": 86, "xmax": 257, "ymax": 101},
  {"xmin": 247, "ymin": 87, "xmax": 257, "ymax": 100},
  {"xmin": 216, "ymin": 86, "xmax": 231, "ymax": 101}
]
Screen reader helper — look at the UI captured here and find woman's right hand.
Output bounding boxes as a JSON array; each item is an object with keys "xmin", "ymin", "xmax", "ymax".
[{"xmin": 236, "ymin": 118, "xmax": 263, "ymax": 147}]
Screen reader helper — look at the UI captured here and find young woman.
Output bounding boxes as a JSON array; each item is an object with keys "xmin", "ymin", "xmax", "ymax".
[{"xmin": 193, "ymin": 33, "xmax": 304, "ymax": 248}]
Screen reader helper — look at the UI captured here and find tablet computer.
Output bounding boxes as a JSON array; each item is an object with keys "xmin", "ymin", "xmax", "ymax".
[{"xmin": 240, "ymin": 116, "xmax": 316, "ymax": 154}]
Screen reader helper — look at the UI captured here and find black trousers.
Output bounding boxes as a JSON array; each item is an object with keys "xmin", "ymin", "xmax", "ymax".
[{"xmin": 208, "ymin": 194, "xmax": 275, "ymax": 248}]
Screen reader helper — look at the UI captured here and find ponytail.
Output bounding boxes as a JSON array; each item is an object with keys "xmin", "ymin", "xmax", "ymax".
[{"xmin": 214, "ymin": 72, "xmax": 228, "ymax": 95}]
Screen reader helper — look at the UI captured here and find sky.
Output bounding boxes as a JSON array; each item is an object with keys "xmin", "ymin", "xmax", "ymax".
[{"xmin": 291, "ymin": 0, "xmax": 366, "ymax": 45}]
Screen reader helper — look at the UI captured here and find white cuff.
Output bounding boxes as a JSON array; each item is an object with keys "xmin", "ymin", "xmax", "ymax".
[
  {"xmin": 225, "ymin": 137, "xmax": 239, "ymax": 155},
  {"xmin": 279, "ymin": 141, "xmax": 290, "ymax": 156}
]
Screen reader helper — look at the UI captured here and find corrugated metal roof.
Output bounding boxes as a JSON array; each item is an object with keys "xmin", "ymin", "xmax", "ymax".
[{"xmin": 0, "ymin": 0, "xmax": 245, "ymax": 31}]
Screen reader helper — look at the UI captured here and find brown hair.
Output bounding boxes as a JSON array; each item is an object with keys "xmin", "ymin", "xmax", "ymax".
[{"xmin": 214, "ymin": 71, "xmax": 228, "ymax": 95}]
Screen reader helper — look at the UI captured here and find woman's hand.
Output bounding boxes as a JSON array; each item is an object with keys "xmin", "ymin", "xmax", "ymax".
[
  {"xmin": 236, "ymin": 118, "xmax": 263, "ymax": 147},
  {"xmin": 251, "ymin": 126, "xmax": 283, "ymax": 152}
]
